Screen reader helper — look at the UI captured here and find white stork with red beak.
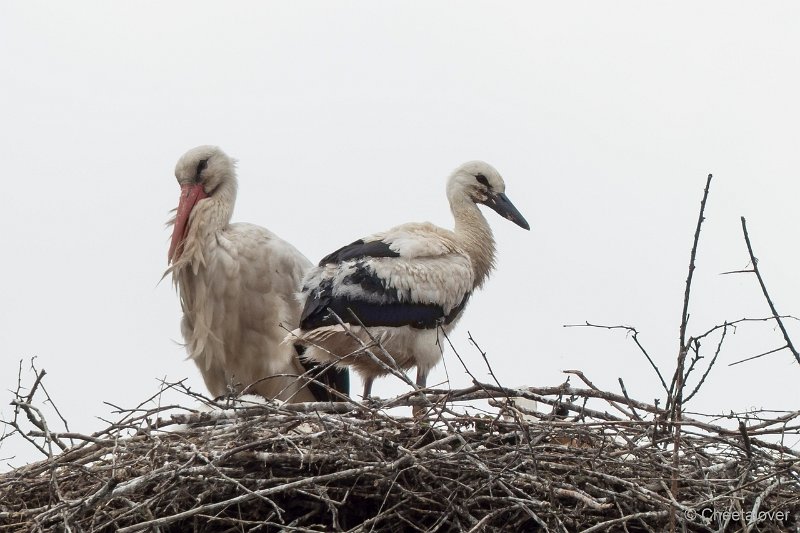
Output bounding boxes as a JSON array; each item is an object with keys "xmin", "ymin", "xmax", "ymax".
[
  {"xmin": 167, "ymin": 145, "xmax": 348, "ymax": 402},
  {"xmin": 290, "ymin": 161, "xmax": 529, "ymax": 399}
]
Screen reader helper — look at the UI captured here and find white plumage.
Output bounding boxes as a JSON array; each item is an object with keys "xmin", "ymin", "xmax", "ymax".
[
  {"xmin": 291, "ymin": 161, "xmax": 529, "ymax": 399},
  {"xmin": 166, "ymin": 145, "xmax": 348, "ymax": 402}
]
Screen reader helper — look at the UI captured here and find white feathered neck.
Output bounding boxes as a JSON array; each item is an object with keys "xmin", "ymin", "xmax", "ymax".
[
  {"xmin": 169, "ymin": 162, "xmax": 238, "ymax": 277},
  {"xmin": 448, "ymin": 192, "xmax": 496, "ymax": 290}
]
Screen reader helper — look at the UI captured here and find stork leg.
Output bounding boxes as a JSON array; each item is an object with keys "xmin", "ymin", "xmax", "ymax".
[
  {"xmin": 362, "ymin": 376, "xmax": 374, "ymax": 400},
  {"xmin": 416, "ymin": 370, "xmax": 427, "ymax": 390},
  {"xmin": 413, "ymin": 369, "xmax": 428, "ymax": 417}
]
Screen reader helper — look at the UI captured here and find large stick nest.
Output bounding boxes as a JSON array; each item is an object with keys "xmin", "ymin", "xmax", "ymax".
[{"xmin": 1, "ymin": 374, "xmax": 798, "ymax": 532}]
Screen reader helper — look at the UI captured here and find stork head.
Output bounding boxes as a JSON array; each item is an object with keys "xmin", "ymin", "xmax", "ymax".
[
  {"xmin": 168, "ymin": 145, "xmax": 236, "ymax": 263},
  {"xmin": 447, "ymin": 161, "xmax": 530, "ymax": 230}
]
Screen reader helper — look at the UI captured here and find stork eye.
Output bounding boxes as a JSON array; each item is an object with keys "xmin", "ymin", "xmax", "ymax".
[
  {"xmin": 196, "ymin": 159, "xmax": 209, "ymax": 179},
  {"xmin": 475, "ymin": 174, "xmax": 490, "ymax": 187}
]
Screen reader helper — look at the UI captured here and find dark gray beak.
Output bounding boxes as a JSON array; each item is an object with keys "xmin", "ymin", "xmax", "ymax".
[{"xmin": 482, "ymin": 192, "xmax": 530, "ymax": 230}]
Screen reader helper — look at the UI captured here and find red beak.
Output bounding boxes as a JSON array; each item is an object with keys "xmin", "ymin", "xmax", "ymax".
[{"xmin": 168, "ymin": 183, "xmax": 209, "ymax": 263}]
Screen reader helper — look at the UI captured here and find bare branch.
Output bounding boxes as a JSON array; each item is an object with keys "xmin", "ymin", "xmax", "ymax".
[
  {"xmin": 564, "ymin": 322, "xmax": 668, "ymax": 393},
  {"xmin": 739, "ymin": 216, "xmax": 800, "ymax": 366}
]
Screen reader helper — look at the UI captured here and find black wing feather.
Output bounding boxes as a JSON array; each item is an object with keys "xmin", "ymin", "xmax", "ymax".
[
  {"xmin": 444, "ymin": 293, "xmax": 471, "ymax": 324},
  {"xmin": 303, "ymin": 246, "xmax": 472, "ymax": 332},
  {"xmin": 294, "ymin": 345, "xmax": 350, "ymax": 401},
  {"xmin": 302, "ymin": 296, "xmax": 447, "ymax": 330},
  {"xmin": 318, "ymin": 239, "xmax": 400, "ymax": 266},
  {"xmin": 301, "ymin": 260, "xmax": 450, "ymax": 330}
]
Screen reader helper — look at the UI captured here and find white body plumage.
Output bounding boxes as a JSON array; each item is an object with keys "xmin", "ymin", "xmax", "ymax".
[
  {"xmin": 291, "ymin": 161, "xmax": 530, "ymax": 398},
  {"xmin": 167, "ymin": 146, "xmax": 347, "ymax": 402}
]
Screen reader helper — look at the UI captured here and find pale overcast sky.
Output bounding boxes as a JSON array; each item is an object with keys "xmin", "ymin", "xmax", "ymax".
[{"xmin": 2, "ymin": 2, "xmax": 799, "ymax": 468}]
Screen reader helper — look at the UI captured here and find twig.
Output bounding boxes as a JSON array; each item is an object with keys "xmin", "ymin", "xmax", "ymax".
[
  {"xmin": 739, "ymin": 420, "xmax": 753, "ymax": 460},
  {"xmin": 115, "ymin": 456, "xmax": 414, "ymax": 533},
  {"xmin": 668, "ymin": 173, "xmax": 713, "ymax": 533},
  {"xmin": 679, "ymin": 174, "xmax": 713, "ymax": 354},
  {"xmin": 738, "ymin": 216, "xmax": 800, "ymax": 366},
  {"xmin": 563, "ymin": 322, "xmax": 668, "ymax": 393},
  {"xmin": 684, "ymin": 323, "xmax": 728, "ymax": 403},
  {"xmin": 728, "ymin": 345, "xmax": 791, "ymax": 367},
  {"xmin": 617, "ymin": 378, "xmax": 642, "ymax": 421}
]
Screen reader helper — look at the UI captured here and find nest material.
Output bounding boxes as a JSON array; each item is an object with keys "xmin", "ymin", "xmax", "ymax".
[{"xmin": 1, "ymin": 380, "xmax": 799, "ymax": 533}]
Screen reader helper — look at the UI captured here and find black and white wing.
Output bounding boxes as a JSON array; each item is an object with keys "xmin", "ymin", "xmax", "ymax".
[{"xmin": 300, "ymin": 223, "xmax": 474, "ymax": 331}]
